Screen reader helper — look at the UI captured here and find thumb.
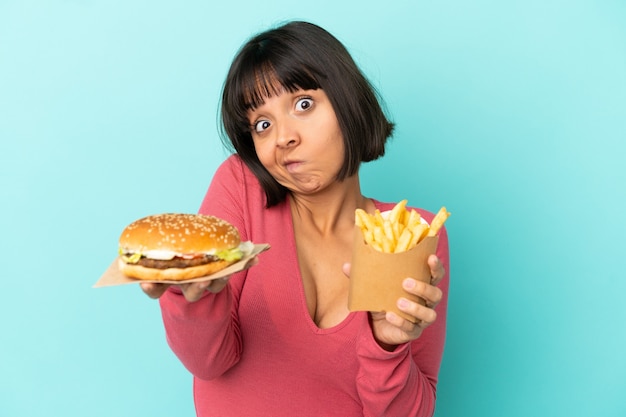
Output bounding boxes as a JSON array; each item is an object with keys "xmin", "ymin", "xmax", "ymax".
[{"xmin": 342, "ymin": 262, "xmax": 351, "ymax": 278}]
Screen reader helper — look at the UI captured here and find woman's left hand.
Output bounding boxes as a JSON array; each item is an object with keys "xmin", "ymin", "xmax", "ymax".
[{"xmin": 344, "ymin": 254, "xmax": 445, "ymax": 351}]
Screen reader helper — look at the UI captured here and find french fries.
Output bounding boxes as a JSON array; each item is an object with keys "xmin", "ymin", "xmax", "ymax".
[{"xmin": 355, "ymin": 201, "xmax": 450, "ymax": 253}]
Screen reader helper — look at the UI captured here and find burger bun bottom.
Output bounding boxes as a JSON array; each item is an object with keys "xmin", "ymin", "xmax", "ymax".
[{"xmin": 118, "ymin": 258, "xmax": 235, "ymax": 281}]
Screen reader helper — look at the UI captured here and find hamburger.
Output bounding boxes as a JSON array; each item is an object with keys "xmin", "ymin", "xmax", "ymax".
[{"xmin": 118, "ymin": 213, "xmax": 248, "ymax": 281}]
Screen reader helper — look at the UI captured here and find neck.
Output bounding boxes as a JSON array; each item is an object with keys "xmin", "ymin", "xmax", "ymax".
[{"xmin": 289, "ymin": 175, "xmax": 371, "ymax": 236}]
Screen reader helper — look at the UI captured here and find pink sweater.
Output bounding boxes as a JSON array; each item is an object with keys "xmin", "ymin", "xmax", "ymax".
[{"xmin": 159, "ymin": 155, "xmax": 450, "ymax": 417}]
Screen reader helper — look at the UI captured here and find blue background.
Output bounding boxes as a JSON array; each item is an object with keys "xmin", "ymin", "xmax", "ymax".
[{"xmin": 1, "ymin": 1, "xmax": 624, "ymax": 416}]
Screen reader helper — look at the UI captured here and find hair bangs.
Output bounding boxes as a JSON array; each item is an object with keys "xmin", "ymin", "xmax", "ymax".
[{"xmin": 239, "ymin": 59, "xmax": 323, "ymax": 113}]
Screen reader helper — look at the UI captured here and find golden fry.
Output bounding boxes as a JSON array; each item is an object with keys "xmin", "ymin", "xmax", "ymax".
[
  {"xmin": 409, "ymin": 223, "xmax": 428, "ymax": 247},
  {"xmin": 427, "ymin": 206, "xmax": 451, "ymax": 237},
  {"xmin": 388, "ymin": 199, "xmax": 407, "ymax": 225},
  {"xmin": 406, "ymin": 209, "xmax": 422, "ymax": 229},
  {"xmin": 355, "ymin": 211, "xmax": 364, "ymax": 229},
  {"xmin": 383, "ymin": 220, "xmax": 395, "ymax": 242},
  {"xmin": 370, "ymin": 240, "xmax": 383, "ymax": 252},
  {"xmin": 382, "ymin": 236, "xmax": 394, "ymax": 253},
  {"xmin": 372, "ymin": 225, "xmax": 394, "ymax": 253},
  {"xmin": 394, "ymin": 228, "xmax": 413, "ymax": 253},
  {"xmin": 373, "ymin": 226, "xmax": 385, "ymax": 246},
  {"xmin": 374, "ymin": 209, "xmax": 385, "ymax": 227},
  {"xmin": 392, "ymin": 221, "xmax": 402, "ymax": 240},
  {"xmin": 356, "ymin": 209, "xmax": 377, "ymax": 232}
]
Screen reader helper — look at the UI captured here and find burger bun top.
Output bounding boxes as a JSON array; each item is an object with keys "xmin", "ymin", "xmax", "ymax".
[{"xmin": 119, "ymin": 213, "xmax": 240, "ymax": 254}]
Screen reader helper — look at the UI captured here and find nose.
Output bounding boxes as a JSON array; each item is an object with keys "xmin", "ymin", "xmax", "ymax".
[{"xmin": 275, "ymin": 119, "xmax": 300, "ymax": 148}]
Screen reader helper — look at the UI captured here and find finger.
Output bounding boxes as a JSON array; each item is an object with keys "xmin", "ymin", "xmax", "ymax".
[
  {"xmin": 205, "ymin": 276, "xmax": 231, "ymax": 293},
  {"xmin": 140, "ymin": 282, "xmax": 170, "ymax": 299},
  {"xmin": 384, "ymin": 310, "xmax": 412, "ymax": 330},
  {"xmin": 427, "ymin": 255, "xmax": 445, "ymax": 285},
  {"xmin": 384, "ymin": 309, "xmax": 430, "ymax": 338},
  {"xmin": 342, "ymin": 262, "xmax": 351, "ymax": 278},
  {"xmin": 180, "ymin": 281, "xmax": 212, "ymax": 302},
  {"xmin": 402, "ymin": 278, "xmax": 443, "ymax": 309},
  {"xmin": 180, "ymin": 276, "xmax": 232, "ymax": 302},
  {"xmin": 396, "ymin": 297, "xmax": 438, "ymax": 327}
]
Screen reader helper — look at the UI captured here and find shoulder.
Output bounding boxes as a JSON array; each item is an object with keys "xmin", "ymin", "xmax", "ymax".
[
  {"xmin": 215, "ymin": 154, "xmax": 254, "ymax": 179},
  {"xmin": 210, "ymin": 155, "xmax": 263, "ymax": 190},
  {"xmin": 199, "ymin": 155, "xmax": 265, "ymax": 219}
]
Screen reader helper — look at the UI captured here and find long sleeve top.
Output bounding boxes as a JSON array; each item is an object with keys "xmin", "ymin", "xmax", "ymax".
[{"xmin": 159, "ymin": 155, "xmax": 450, "ymax": 417}]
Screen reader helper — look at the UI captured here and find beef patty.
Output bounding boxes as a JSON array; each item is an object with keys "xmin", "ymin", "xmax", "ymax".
[{"xmin": 134, "ymin": 254, "xmax": 220, "ymax": 269}]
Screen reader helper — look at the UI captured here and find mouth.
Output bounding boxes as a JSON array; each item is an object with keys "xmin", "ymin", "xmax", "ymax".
[{"xmin": 283, "ymin": 159, "xmax": 303, "ymax": 173}]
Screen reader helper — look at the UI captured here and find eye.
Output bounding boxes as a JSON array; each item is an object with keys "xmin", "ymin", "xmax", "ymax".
[
  {"xmin": 253, "ymin": 120, "xmax": 271, "ymax": 133},
  {"xmin": 295, "ymin": 97, "xmax": 313, "ymax": 112}
]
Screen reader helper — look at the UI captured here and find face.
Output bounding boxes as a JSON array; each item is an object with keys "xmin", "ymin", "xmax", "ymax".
[{"xmin": 247, "ymin": 88, "xmax": 345, "ymax": 195}]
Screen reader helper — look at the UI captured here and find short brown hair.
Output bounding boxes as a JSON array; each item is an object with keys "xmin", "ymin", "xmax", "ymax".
[{"xmin": 220, "ymin": 21, "xmax": 394, "ymax": 207}]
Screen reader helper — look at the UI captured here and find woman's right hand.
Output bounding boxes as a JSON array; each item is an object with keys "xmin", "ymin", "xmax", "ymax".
[{"xmin": 140, "ymin": 277, "xmax": 231, "ymax": 302}]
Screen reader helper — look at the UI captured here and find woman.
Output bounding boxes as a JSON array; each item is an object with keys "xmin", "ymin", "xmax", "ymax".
[{"xmin": 141, "ymin": 21, "xmax": 449, "ymax": 417}]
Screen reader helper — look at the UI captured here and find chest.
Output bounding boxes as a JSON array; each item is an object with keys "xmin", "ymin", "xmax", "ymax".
[{"xmin": 294, "ymin": 231, "xmax": 353, "ymax": 329}]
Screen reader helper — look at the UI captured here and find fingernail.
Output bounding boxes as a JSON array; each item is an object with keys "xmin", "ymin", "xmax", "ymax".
[
  {"xmin": 397, "ymin": 298, "xmax": 410, "ymax": 309},
  {"xmin": 403, "ymin": 278, "xmax": 416, "ymax": 290}
]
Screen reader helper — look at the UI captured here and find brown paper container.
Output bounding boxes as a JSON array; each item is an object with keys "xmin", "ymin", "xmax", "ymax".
[
  {"xmin": 93, "ymin": 243, "xmax": 270, "ymax": 288},
  {"xmin": 348, "ymin": 228, "xmax": 438, "ymax": 322}
]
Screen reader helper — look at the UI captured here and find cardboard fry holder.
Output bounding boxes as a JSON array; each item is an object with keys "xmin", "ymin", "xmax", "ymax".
[
  {"xmin": 348, "ymin": 228, "xmax": 438, "ymax": 322},
  {"xmin": 93, "ymin": 243, "xmax": 270, "ymax": 288}
]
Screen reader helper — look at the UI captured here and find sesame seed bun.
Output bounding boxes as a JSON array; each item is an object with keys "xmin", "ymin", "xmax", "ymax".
[{"xmin": 118, "ymin": 213, "xmax": 241, "ymax": 281}]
